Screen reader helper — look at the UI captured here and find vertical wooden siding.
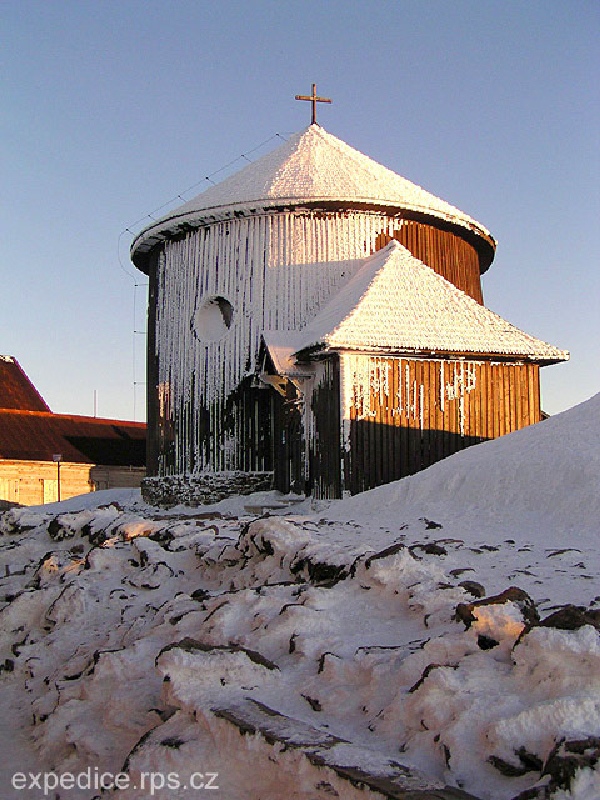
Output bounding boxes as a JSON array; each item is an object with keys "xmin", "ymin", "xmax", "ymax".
[
  {"xmin": 376, "ymin": 222, "xmax": 484, "ymax": 303},
  {"xmin": 310, "ymin": 359, "xmax": 342, "ymax": 499},
  {"xmin": 146, "ymin": 251, "xmax": 160, "ymax": 475},
  {"xmin": 152, "ymin": 210, "xmax": 404, "ymax": 475},
  {"xmin": 272, "ymin": 383, "xmax": 305, "ymax": 495},
  {"xmin": 150, "ymin": 209, "xmax": 489, "ymax": 477},
  {"xmin": 338, "ymin": 356, "xmax": 541, "ymax": 496}
]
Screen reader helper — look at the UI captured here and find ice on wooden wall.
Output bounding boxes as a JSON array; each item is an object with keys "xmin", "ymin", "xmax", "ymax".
[
  {"xmin": 154, "ymin": 210, "xmax": 404, "ymax": 474},
  {"xmin": 339, "ymin": 354, "xmax": 480, "ymax": 451}
]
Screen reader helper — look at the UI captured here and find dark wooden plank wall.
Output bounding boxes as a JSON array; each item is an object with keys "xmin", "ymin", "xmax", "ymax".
[
  {"xmin": 311, "ymin": 358, "xmax": 342, "ymax": 499},
  {"xmin": 341, "ymin": 356, "xmax": 541, "ymax": 496},
  {"xmin": 272, "ymin": 383, "xmax": 305, "ymax": 495},
  {"xmin": 146, "ymin": 251, "xmax": 161, "ymax": 475},
  {"xmin": 376, "ymin": 222, "xmax": 484, "ymax": 304},
  {"xmin": 235, "ymin": 381, "xmax": 275, "ymax": 473}
]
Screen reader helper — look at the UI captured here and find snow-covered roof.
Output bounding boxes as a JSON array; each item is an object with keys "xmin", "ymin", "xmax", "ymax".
[
  {"xmin": 295, "ymin": 241, "xmax": 569, "ymax": 364},
  {"xmin": 131, "ymin": 125, "xmax": 495, "ymax": 267},
  {"xmin": 260, "ymin": 333, "xmax": 311, "ymax": 377}
]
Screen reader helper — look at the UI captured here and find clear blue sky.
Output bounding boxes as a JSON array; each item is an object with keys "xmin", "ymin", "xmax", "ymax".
[{"xmin": 2, "ymin": 0, "xmax": 598, "ymax": 420}]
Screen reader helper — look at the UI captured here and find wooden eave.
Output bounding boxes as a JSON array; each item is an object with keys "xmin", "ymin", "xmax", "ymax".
[
  {"xmin": 298, "ymin": 345, "xmax": 567, "ymax": 367},
  {"xmin": 131, "ymin": 201, "xmax": 496, "ymax": 275}
]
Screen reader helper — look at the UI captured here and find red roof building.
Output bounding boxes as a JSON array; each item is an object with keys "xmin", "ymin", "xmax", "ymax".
[
  {"xmin": 0, "ymin": 355, "xmax": 51, "ymax": 412},
  {"xmin": 0, "ymin": 356, "xmax": 146, "ymax": 506}
]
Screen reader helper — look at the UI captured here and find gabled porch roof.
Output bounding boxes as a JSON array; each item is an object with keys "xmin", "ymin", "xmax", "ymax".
[{"xmin": 292, "ymin": 241, "xmax": 568, "ymax": 365}]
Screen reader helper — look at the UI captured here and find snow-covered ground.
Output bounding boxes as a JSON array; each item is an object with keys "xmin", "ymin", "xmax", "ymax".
[{"xmin": 1, "ymin": 394, "xmax": 599, "ymax": 800}]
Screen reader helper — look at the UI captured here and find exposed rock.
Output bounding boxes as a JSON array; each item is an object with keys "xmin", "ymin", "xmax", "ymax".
[
  {"xmin": 212, "ymin": 698, "xmax": 481, "ymax": 798},
  {"xmin": 539, "ymin": 604, "xmax": 600, "ymax": 631},
  {"xmin": 420, "ymin": 518, "xmax": 443, "ymax": 530},
  {"xmin": 488, "ymin": 747, "xmax": 542, "ymax": 778},
  {"xmin": 421, "ymin": 543, "xmax": 448, "ymax": 556},
  {"xmin": 301, "ymin": 693, "xmax": 322, "ymax": 712},
  {"xmin": 454, "ymin": 603, "xmax": 478, "ymax": 629},
  {"xmin": 543, "ymin": 736, "xmax": 600, "ymax": 789},
  {"xmin": 213, "ymin": 698, "xmax": 345, "ymax": 749},
  {"xmin": 409, "ymin": 542, "xmax": 448, "ymax": 559},
  {"xmin": 409, "ymin": 663, "xmax": 458, "ymax": 694},
  {"xmin": 0, "ymin": 499, "xmax": 21, "ymax": 511},
  {"xmin": 190, "ymin": 588, "xmax": 211, "ymax": 602},
  {"xmin": 157, "ymin": 638, "xmax": 280, "ymax": 672},
  {"xmin": 48, "ymin": 516, "xmax": 77, "ymax": 540},
  {"xmin": 290, "ymin": 557, "xmax": 348, "ymax": 585},
  {"xmin": 489, "ymin": 754, "xmax": 531, "ymax": 777},
  {"xmin": 477, "ymin": 634, "xmax": 499, "ymax": 650},
  {"xmin": 515, "ymin": 747, "xmax": 543, "ymax": 773},
  {"xmin": 508, "ymin": 738, "xmax": 600, "ymax": 799},
  {"xmin": 459, "ymin": 580, "xmax": 486, "ymax": 598},
  {"xmin": 364, "ymin": 542, "xmax": 405, "ymax": 568},
  {"xmin": 454, "ymin": 587, "xmax": 539, "ymax": 630}
]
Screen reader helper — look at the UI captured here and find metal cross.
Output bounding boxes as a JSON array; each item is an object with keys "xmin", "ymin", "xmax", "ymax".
[{"xmin": 295, "ymin": 83, "xmax": 332, "ymax": 125}]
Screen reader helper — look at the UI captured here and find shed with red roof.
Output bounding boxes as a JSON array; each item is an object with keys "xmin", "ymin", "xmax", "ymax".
[{"xmin": 0, "ymin": 356, "xmax": 146, "ymax": 505}]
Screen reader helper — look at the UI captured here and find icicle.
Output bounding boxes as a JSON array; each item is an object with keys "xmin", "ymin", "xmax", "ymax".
[
  {"xmin": 394, "ymin": 359, "xmax": 403, "ymax": 415},
  {"xmin": 412, "ymin": 380, "xmax": 417, "ymax": 421},
  {"xmin": 154, "ymin": 209, "xmax": 422, "ymax": 475},
  {"xmin": 459, "ymin": 362, "xmax": 465, "ymax": 437}
]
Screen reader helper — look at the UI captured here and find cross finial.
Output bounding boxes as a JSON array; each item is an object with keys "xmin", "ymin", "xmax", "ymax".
[{"xmin": 295, "ymin": 83, "xmax": 332, "ymax": 125}]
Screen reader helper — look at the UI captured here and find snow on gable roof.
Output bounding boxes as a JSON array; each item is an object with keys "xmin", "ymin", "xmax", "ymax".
[
  {"xmin": 260, "ymin": 332, "xmax": 313, "ymax": 378},
  {"xmin": 131, "ymin": 125, "xmax": 494, "ymax": 266},
  {"xmin": 297, "ymin": 241, "xmax": 569, "ymax": 364}
]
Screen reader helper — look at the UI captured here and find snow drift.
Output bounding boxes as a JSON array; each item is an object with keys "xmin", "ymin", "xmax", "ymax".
[{"xmin": 0, "ymin": 393, "xmax": 599, "ymax": 799}]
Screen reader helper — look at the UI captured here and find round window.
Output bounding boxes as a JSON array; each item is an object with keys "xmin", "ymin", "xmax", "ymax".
[{"xmin": 192, "ymin": 296, "xmax": 234, "ymax": 342}]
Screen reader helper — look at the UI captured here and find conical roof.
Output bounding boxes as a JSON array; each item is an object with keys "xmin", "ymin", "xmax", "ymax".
[
  {"xmin": 296, "ymin": 241, "xmax": 568, "ymax": 364},
  {"xmin": 131, "ymin": 125, "xmax": 495, "ymax": 268}
]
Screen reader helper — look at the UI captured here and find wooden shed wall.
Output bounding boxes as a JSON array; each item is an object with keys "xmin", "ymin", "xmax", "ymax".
[
  {"xmin": 332, "ymin": 355, "xmax": 541, "ymax": 497},
  {"xmin": 0, "ymin": 461, "xmax": 145, "ymax": 506}
]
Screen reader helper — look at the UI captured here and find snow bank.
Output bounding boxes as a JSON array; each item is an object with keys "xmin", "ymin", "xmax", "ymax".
[
  {"xmin": 331, "ymin": 392, "xmax": 600, "ymax": 540},
  {"xmin": 0, "ymin": 394, "xmax": 598, "ymax": 799},
  {"xmin": 324, "ymin": 392, "xmax": 600, "ymax": 609}
]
